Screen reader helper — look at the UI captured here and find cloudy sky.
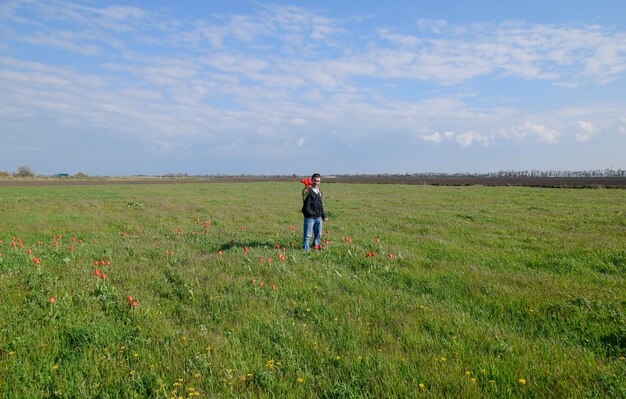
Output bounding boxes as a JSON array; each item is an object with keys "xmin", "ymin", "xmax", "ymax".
[{"xmin": 1, "ymin": 0, "xmax": 625, "ymax": 176}]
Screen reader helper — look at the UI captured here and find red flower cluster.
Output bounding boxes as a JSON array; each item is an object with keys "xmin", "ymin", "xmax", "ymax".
[
  {"xmin": 94, "ymin": 269, "xmax": 106, "ymax": 279},
  {"xmin": 300, "ymin": 178, "xmax": 313, "ymax": 188},
  {"xmin": 343, "ymin": 237, "xmax": 353, "ymax": 244},
  {"xmin": 127, "ymin": 295, "xmax": 138, "ymax": 307},
  {"xmin": 366, "ymin": 252, "xmax": 376, "ymax": 258},
  {"xmin": 250, "ymin": 278, "xmax": 277, "ymax": 290}
]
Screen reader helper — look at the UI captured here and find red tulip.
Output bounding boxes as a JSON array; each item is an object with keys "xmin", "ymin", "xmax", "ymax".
[
  {"xmin": 127, "ymin": 296, "xmax": 133, "ymax": 301},
  {"xmin": 218, "ymin": 250, "xmax": 223, "ymax": 255},
  {"xmin": 275, "ymin": 243, "xmax": 280, "ymax": 249},
  {"xmin": 243, "ymin": 247, "xmax": 249, "ymax": 253},
  {"xmin": 69, "ymin": 246, "xmax": 74, "ymax": 251},
  {"xmin": 259, "ymin": 281, "xmax": 264, "ymax": 287},
  {"xmin": 49, "ymin": 296, "xmax": 55, "ymax": 303},
  {"xmin": 93, "ymin": 269, "xmax": 101, "ymax": 276},
  {"xmin": 271, "ymin": 284, "xmax": 276, "ymax": 290},
  {"xmin": 251, "ymin": 278, "xmax": 256, "ymax": 284},
  {"xmin": 27, "ymin": 249, "xmax": 33, "ymax": 254},
  {"xmin": 100, "ymin": 273, "xmax": 106, "ymax": 280},
  {"xmin": 94, "ymin": 260, "xmax": 99, "ymax": 265},
  {"xmin": 131, "ymin": 301, "xmax": 138, "ymax": 307}
]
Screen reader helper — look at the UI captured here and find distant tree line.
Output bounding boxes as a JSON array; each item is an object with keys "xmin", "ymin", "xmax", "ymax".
[
  {"xmin": 351, "ymin": 169, "xmax": 626, "ymax": 178},
  {"xmin": 0, "ymin": 166, "xmax": 90, "ymax": 178}
]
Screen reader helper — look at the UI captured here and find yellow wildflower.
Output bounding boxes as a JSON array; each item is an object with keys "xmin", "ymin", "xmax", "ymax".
[
  {"xmin": 465, "ymin": 370, "xmax": 471, "ymax": 376},
  {"xmin": 470, "ymin": 378, "xmax": 476, "ymax": 383},
  {"xmin": 518, "ymin": 378, "xmax": 526, "ymax": 385},
  {"xmin": 297, "ymin": 377, "xmax": 304, "ymax": 383},
  {"xmin": 418, "ymin": 383, "xmax": 424, "ymax": 389}
]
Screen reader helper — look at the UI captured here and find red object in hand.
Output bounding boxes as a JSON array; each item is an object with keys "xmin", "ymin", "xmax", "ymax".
[{"xmin": 300, "ymin": 178, "xmax": 313, "ymax": 188}]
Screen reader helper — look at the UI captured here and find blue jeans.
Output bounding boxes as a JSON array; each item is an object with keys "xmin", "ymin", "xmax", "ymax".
[{"xmin": 303, "ymin": 217, "xmax": 323, "ymax": 250}]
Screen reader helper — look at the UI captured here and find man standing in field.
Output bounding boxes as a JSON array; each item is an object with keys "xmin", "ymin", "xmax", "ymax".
[{"xmin": 302, "ymin": 173, "xmax": 328, "ymax": 250}]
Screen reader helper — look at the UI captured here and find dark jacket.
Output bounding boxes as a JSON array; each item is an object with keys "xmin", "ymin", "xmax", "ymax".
[{"xmin": 302, "ymin": 187, "xmax": 326, "ymax": 219}]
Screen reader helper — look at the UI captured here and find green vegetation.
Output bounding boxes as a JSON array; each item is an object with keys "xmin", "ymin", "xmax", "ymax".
[
  {"xmin": 0, "ymin": 182, "xmax": 624, "ymax": 398},
  {"xmin": 15, "ymin": 165, "xmax": 35, "ymax": 177}
]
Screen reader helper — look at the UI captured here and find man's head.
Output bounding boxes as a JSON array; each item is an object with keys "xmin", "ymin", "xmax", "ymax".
[{"xmin": 311, "ymin": 173, "xmax": 321, "ymax": 187}]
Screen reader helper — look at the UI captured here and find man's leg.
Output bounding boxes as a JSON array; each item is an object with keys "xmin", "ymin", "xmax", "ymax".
[
  {"xmin": 312, "ymin": 217, "xmax": 323, "ymax": 247},
  {"xmin": 302, "ymin": 218, "xmax": 314, "ymax": 250}
]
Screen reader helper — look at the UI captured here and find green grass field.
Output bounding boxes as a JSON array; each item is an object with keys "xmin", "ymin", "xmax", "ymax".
[{"xmin": 0, "ymin": 182, "xmax": 624, "ymax": 398}]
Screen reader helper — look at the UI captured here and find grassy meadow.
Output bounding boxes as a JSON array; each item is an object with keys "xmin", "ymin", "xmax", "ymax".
[{"xmin": 0, "ymin": 182, "xmax": 624, "ymax": 398}]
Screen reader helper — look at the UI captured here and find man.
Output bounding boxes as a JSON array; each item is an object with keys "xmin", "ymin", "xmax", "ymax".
[{"xmin": 302, "ymin": 173, "xmax": 328, "ymax": 250}]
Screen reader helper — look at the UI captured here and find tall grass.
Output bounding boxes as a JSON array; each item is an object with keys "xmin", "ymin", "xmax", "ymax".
[{"xmin": 0, "ymin": 182, "xmax": 624, "ymax": 398}]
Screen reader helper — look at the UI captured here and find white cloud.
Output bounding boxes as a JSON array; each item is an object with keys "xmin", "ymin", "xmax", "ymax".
[
  {"xmin": 416, "ymin": 19, "xmax": 448, "ymax": 34},
  {"xmin": 376, "ymin": 21, "xmax": 626, "ymax": 85},
  {"xmin": 500, "ymin": 122, "xmax": 561, "ymax": 144},
  {"xmin": 291, "ymin": 118, "xmax": 307, "ymax": 126},
  {"xmin": 419, "ymin": 130, "xmax": 492, "ymax": 147},
  {"xmin": 575, "ymin": 120, "xmax": 597, "ymax": 142},
  {"xmin": 455, "ymin": 130, "xmax": 493, "ymax": 147},
  {"xmin": 419, "ymin": 132, "xmax": 444, "ymax": 143}
]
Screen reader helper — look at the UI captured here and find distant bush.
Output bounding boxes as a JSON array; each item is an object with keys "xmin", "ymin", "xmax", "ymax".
[
  {"xmin": 0, "ymin": 171, "xmax": 9, "ymax": 177},
  {"xmin": 16, "ymin": 165, "xmax": 35, "ymax": 177},
  {"xmin": 74, "ymin": 172, "xmax": 88, "ymax": 178}
]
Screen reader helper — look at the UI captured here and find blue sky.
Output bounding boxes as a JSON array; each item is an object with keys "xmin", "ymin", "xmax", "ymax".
[{"xmin": 1, "ymin": 0, "xmax": 625, "ymax": 176}]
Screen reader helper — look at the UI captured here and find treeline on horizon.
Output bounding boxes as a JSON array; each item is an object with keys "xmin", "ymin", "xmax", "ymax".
[
  {"xmin": 179, "ymin": 169, "xmax": 626, "ymax": 178},
  {"xmin": 1, "ymin": 167, "xmax": 625, "ymax": 179}
]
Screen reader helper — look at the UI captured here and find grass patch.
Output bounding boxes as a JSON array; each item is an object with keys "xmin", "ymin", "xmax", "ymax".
[{"xmin": 0, "ymin": 183, "xmax": 624, "ymax": 398}]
